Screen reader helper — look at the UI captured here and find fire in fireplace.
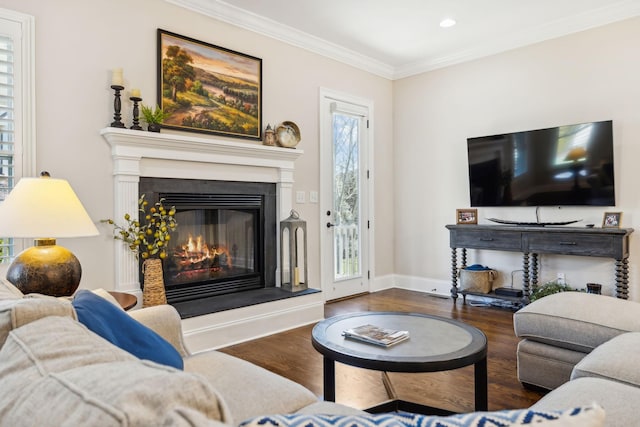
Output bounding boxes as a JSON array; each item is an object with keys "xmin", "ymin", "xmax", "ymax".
[
  {"xmin": 171, "ymin": 234, "xmax": 235, "ymax": 281},
  {"xmin": 165, "ymin": 208, "xmax": 255, "ymax": 286},
  {"xmin": 139, "ymin": 178, "xmax": 277, "ymax": 310}
]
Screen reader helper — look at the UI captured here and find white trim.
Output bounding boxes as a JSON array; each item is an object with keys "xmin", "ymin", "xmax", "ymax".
[
  {"xmin": 184, "ymin": 292, "xmax": 323, "ymax": 351},
  {"xmin": 100, "ymin": 127, "xmax": 303, "ymax": 294},
  {"xmin": 0, "ymin": 9, "xmax": 36, "ymax": 257},
  {"xmin": 393, "ymin": 1, "xmax": 640, "ymax": 79},
  {"xmin": 166, "ymin": 0, "xmax": 640, "ymax": 80},
  {"xmin": 165, "ymin": 0, "xmax": 394, "ymax": 80},
  {"xmin": 0, "ymin": 8, "xmax": 36, "ymax": 178},
  {"xmin": 101, "ymin": 128, "xmax": 322, "ymax": 348},
  {"xmin": 319, "ymin": 88, "xmax": 375, "ymax": 301}
]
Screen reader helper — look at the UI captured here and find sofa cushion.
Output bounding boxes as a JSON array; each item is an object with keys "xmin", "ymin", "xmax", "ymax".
[
  {"xmin": 0, "ymin": 277, "xmax": 23, "ymax": 300},
  {"xmin": 571, "ymin": 332, "xmax": 640, "ymax": 387},
  {"xmin": 516, "ymin": 338, "xmax": 587, "ymax": 390},
  {"xmin": 532, "ymin": 377, "xmax": 640, "ymax": 427},
  {"xmin": 0, "ymin": 294, "xmax": 75, "ymax": 349},
  {"xmin": 513, "ymin": 292, "xmax": 640, "ymax": 352},
  {"xmin": 72, "ymin": 289, "xmax": 183, "ymax": 369},
  {"xmin": 240, "ymin": 405, "xmax": 604, "ymax": 427},
  {"xmin": 185, "ymin": 349, "xmax": 318, "ymax": 424},
  {"xmin": 0, "ymin": 316, "xmax": 228, "ymax": 426}
]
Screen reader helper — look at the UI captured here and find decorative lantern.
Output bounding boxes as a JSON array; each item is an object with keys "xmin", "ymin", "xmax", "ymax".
[{"xmin": 280, "ymin": 210, "xmax": 307, "ymax": 291}]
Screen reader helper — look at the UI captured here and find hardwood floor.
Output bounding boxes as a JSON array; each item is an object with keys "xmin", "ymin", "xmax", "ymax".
[{"xmin": 219, "ymin": 288, "xmax": 546, "ymax": 413}]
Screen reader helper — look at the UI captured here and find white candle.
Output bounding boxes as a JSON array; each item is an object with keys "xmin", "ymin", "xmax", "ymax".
[
  {"xmin": 130, "ymin": 88, "xmax": 141, "ymax": 98},
  {"xmin": 111, "ymin": 68, "xmax": 123, "ymax": 86},
  {"xmin": 294, "ymin": 267, "xmax": 300, "ymax": 286}
]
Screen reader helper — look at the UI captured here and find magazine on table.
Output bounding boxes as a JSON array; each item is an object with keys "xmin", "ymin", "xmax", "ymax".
[{"xmin": 342, "ymin": 324, "xmax": 410, "ymax": 347}]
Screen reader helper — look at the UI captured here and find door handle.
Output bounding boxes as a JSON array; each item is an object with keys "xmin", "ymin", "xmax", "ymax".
[{"xmin": 326, "ymin": 222, "xmax": 336, "ymax": 228}]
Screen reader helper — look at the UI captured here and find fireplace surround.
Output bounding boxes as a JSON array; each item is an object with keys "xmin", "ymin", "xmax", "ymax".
[
  {"xmin": 101, "ymin": 128, "xmax": 323, "ymax": 349},
  {"xmin": 139, "ymin": 177, "xmax": 278, "ymax": 316}
]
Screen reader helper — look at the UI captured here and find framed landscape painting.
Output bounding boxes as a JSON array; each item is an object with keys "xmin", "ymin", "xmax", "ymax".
[{"xmin": 157, "ymin": 29, "xmax": 262, "ymax": 140}]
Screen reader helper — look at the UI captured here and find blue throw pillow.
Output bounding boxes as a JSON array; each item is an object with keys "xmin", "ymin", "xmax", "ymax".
[{"xmin": 72, "ymin": 289, "xmax": 183, "ymax": 370}]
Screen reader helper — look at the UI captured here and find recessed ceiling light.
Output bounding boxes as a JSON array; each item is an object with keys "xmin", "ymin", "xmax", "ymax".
[{"xmin": 440, "ymin": 18, "xmax": 456, "ymax": 28}]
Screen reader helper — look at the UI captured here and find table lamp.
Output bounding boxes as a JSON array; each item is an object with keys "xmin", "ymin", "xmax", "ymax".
[{"xmin": 0, "ymin": 172, "xmax": 99, "ymax": 296}]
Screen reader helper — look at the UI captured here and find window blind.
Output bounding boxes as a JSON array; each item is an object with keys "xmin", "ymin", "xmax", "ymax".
[{"xmin": 0, "ymin": 34, "xmax": 14, "ymax": 261}]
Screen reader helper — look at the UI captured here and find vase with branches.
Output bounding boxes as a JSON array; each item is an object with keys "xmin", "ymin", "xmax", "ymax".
[{"xmin": 103, "ymin": 195, "xmax": 178, "ymax": 306}]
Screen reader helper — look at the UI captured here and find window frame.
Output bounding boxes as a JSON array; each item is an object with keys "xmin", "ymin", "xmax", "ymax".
[{"xmin": 0, "ymin": 8, "xmax": 36, "ymax": 261}]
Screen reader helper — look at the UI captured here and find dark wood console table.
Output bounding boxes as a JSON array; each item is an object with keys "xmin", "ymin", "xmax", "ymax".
[{"xmin": 446, "ymin": 224, "xmax": 633, "ymax": 303}]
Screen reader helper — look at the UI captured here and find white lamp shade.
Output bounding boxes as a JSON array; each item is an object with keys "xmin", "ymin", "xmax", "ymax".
[{"xmin": 0, "ymin": 176, "xmax": 99, "ymax": 238}]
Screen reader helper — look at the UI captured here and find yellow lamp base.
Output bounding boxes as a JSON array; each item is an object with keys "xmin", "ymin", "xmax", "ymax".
[{"xmin": 6, "ymin": 239, "xmax": 82, "ymax": 297}]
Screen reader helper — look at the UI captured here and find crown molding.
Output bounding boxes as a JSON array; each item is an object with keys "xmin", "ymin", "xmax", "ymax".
[
  {"xmin": 165, "ymin": 0, "xmax": 394, "ymax": 79},
  {"xmin": 393, "ymin": 0, "xmax": 640, "ymax": 79},
  {"xmin": 167, "ymin": 0, "xmax": 640, "ymax": 81}
]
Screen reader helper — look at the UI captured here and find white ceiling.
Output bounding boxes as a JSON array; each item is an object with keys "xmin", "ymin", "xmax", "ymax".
[{"xmin": 168, "ymin": 0, "xmax": 640, "ymax": 79}]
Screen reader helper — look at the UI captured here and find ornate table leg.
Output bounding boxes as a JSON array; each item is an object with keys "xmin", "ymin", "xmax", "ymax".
[
  {"xmin": 531, "ymin": 253, "xmax": 539, "ymax": 292},
  {"xmin": 522, "ymin": 253, "xmax": 530, "ymax": 304},
  {"xmin": 461, "ymin": 248, "xmax": 467, "ymax": 269},
  {"xmin": 615, "ymin": 258, "xmax": 629, "ymax": 300},
  {"xmin": 451, "ymin": 248, "xmax": 458, "ymax": 302}
]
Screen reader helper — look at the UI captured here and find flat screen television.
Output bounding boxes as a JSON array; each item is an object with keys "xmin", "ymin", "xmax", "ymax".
[{"xmin": 467, "ymin": 120, "xmax": 615, "ymax": 207}]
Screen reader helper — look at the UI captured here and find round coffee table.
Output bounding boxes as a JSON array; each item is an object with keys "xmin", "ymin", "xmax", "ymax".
[{"xmin": 311, "ymin": 311, "xmax": 488, "ymax": 414}]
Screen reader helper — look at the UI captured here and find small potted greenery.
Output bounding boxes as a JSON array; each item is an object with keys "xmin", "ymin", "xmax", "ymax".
[
  {"xmin": 140, "ymin": 104, "xmax": 170, "ymax": 132},
  {"xmin": 530, "ymin": 281, "xmax": 580, "ymax": 302}
]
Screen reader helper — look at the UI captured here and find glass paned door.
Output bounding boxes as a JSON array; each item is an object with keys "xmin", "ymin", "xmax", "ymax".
[
  {"xmin": 320, "ymin": 90, "xmax": 371, "ymax": 301},
  {"xmin": 332, "ymin": 112, "xmax": 361, "ymax": 281}
]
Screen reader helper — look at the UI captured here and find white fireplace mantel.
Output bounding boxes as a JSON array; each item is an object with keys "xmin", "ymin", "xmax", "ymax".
[
  {"xmin": 100, "ymin": 127, "xmax": 323, "ymax": 350},
  {"xmin": 100, "ymin": 127, "xmax": 304, "ymax": 294}
]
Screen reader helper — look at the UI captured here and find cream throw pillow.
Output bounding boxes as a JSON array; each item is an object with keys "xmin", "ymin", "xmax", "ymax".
[{"xmin": 0, "ymin": 316, "xmax": 229, "ymax": 425}]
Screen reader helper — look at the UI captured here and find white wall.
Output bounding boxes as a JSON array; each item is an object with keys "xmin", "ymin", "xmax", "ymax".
[
  {"xmin": 4, "ymin": 0, "xmax": 638, "ymax": 303},
  {"xmin": 2, "ymin": 0, "xmax": 394, "ymax": 294},
  {"xmin": 394, "ymin": 17, "xmax": 640, "ymax": 300}
]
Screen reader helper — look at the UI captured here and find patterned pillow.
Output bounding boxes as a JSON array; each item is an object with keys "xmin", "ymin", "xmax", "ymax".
[{"xmin": 239, "ymin": 404, "xmax": 604, "ymax": 427}]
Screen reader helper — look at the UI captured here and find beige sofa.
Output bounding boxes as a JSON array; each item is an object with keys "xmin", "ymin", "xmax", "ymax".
[
  {"xmin": 514, "ymin": 292, "xmax": 640, "ymax": 427},
  {"xmin": 0, "ymin": 276, "xmax": 625, "ymax": 426},
  {"xmin": 0, "ymin": 279, "xmax": 364, "ymax": 426}
]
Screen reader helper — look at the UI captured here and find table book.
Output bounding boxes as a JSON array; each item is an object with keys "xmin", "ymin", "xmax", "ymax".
[{"xmin": 342, "ymin": 324, "xmax": 409, "ymax": 347}]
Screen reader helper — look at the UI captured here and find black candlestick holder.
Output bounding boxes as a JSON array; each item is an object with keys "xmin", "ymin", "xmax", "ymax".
[
  {"xmin": 130, "ymin": 96, "xmax": 143, "ymax": 130},
  {"xmin": 110, "ymin": 85, "xmax": 126, "ymax": 128}
]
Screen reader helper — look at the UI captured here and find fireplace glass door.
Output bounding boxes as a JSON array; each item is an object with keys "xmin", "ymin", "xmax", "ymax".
[
  {"xmin": 139, "ymin": 179, "xmax": 277, "ymax": 311},
  {"xmin": 164, "ymin": 207, "xmax": 259, "ymax": 288}
]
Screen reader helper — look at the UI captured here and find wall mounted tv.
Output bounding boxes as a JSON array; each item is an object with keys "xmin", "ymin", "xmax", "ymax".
[{"xmin": 467, "ymin": 120, "xmax": 615, "ymax": 207}]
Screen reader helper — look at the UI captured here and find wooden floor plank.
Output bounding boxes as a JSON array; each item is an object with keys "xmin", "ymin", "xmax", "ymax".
[{"xmin": 219, "ymin": 288, "xmax": 545, "ymax": 412}]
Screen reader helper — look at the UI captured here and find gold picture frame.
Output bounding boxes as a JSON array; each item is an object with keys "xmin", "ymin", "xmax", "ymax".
[
  {"xmin": 602, "ymin": 211, "xmax": 622, "ymax": 228},
  {"xmin": 456, "ymin": 209, "xmax": 478, "ymax": 225}
]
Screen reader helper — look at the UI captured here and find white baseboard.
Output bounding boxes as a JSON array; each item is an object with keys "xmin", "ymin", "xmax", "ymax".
[
  {"xmin": 371, "ymin": 273, "xmax": 395, "ymax": 292},
  {"xmin": 392, "ymin": 274, "xmax": 451, "ymax": 298},
  {"xmin": 182, "ymin": 275, "xmax": 459, "ymax": 352},
  {"xmin": 182, "ymin": 291, "xmax": 324, "ymax": 352}
]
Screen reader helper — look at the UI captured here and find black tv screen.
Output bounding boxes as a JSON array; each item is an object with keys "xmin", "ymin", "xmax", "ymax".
[{"xmin": 467, "ymin": 120, "xmax": 615, "ymax": 207}]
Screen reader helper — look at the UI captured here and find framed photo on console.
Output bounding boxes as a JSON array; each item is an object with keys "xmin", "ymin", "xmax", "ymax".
[
  {"xmin": 456, "ymin": 209, "xmax": 478, "ymax": 225},
  {"xmin": 602, "ymin": 211, "xmax": 622, "ymax": 228}
]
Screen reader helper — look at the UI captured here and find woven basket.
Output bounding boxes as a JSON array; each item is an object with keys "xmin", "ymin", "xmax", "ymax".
[
  {"xmin": 458, "ymin": 268, "xmax": 497, "ymax": 293},
  {"xmin": 142, "ymin": 258, "xmax": 167, "ymax": 307}
]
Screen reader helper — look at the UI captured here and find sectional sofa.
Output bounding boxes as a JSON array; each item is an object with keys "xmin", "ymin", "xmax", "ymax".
[
  {"xmin": 515, "ymin": 292, "xmax": 640, "ymax": 426},
  {"xmin": 0, "ymin": 277, "xmax": 622, "ymax": 426}
]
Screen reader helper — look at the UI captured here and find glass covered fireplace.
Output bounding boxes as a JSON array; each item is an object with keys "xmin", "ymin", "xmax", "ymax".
[{"xmin": 139, "ymin": 178, "xmax": 277, "ymax": 308}]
